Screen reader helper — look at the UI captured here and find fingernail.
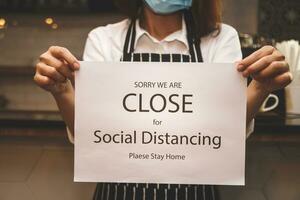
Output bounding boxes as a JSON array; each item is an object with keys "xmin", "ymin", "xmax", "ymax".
[{"xmin": 73, "ymin": 62, "xmax": 80, "ymax": 70}]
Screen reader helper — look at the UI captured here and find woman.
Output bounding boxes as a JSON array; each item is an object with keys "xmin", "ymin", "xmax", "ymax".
[{"xmin": 34, "ymin": 0, "xmax": 292, "ymax": 199}]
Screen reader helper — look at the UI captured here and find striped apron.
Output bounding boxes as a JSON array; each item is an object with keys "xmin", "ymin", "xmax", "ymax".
[{"xmin": 93, "ymin": 11, "xmax": 220, "ymax": 200}]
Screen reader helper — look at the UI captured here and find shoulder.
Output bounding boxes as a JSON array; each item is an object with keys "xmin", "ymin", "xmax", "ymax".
[
  {"xmin": 87, "ymin": 18, "xmax": 130, "ymax": 43},
  {"xmin": 219, "ymin": 23, "xmax": 239, "ymax": 37},
  {"xmin": 201, "ymin": 23, "xmax": 240, "ymax": 53},
  {"xmin": 84, "ymin": 19, "xmax": 131, "ymax": 61},
  {"xmin": 201, "ymin": 23, "xmax": 241, "ymax": 62},
  {"xmin": 202, "ymin": 23, "xmax": 239, "ymax": 43}
]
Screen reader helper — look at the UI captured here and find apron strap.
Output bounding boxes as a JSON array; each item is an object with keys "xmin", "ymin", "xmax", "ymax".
[
  {"xmin": 130, "ymin": 21, "xmax": 137, "ymax": 54},
  {"xmin": 184, "ymin": 10, "xmax": 203, "ymax": 63},
  {"xmin": 184, "ymin": 11, "xmax": 196, "ymax": 62},
  {"xmin": 123, "ymin": 18, "xmax": 137, "ymax": 60},
  {"xmin": 123, "ymin": 20, "xmax": 134, "ymax": 56}
]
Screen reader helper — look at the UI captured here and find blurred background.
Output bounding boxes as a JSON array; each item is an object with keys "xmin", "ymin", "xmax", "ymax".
[{"xmin": 0, "ymin": 0, "xmax": 299, "ymax": 200}]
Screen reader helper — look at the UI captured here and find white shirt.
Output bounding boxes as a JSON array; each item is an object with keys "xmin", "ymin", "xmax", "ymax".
[
  {"xmin": 83, "ymin": 18, "xmax": 243, "ymax": 63},
  {"xmin": 67, "ymin": 18, "xmax": 254, "ymax": 143}
]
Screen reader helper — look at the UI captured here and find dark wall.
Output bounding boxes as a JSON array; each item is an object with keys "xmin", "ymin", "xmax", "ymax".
[
  {"xmin": 0, "ymin": 0, "xmax": 299, "ymax": 40},
  {"xmin": 222, "ymin": 0, "xmax": 258, "ymax": 34},
  {"xmin": 258, "ymin": 0, "xmax": 300, "ymax": 41}
]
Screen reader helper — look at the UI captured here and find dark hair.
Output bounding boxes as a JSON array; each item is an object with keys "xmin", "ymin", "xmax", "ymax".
[{"xmin": 113, "ymin": 0, "xmax": 222, "ymax": 40}]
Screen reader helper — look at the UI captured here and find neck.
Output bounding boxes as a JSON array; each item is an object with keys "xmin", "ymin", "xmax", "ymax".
[{"xmin": 140, "ymin": 6, "xmax": 182, "ymax": 41}]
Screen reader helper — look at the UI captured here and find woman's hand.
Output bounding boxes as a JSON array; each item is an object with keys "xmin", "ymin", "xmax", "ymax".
[
  {"xmin": 34, "ymin": 46, "xmax": 80, "ymax": 94},
  {"xmin": 237, "ymin": 45, "xmax": 293, "ymax": 94}
]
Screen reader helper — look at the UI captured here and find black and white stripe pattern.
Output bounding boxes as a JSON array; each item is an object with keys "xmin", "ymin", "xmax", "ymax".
[
  {"xmin": 122, "ymin": 53, "xmax": 192, "ymax": 63},
  {"xmin": 93, "ymin": 183, "xmax": 218, "ymax": 200}
]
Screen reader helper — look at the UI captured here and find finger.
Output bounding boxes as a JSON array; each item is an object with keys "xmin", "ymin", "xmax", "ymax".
[
  {"xmin": 242, "ymin": 51, "xmax": 286, "ymax": 77},
  {"xmin": 40, "ymin": 54, "xmax": 73, "ymax": 79},
  {"xmin": 237, "ymin": 46, "xmax": 276, "ymax": 71},
  {"xmin": 272, "ymin": 72, "xmax": 293, "ymax": 88},
  {"xmin": 37, "ymin": 62, "xmax": 67, "ymax": 83},
  {"xmin": 252, "ymin": 61, "xmax": 289, "ymax": 81},
  {"xmin": 62, "ymin": 60, "xmax": 75, "ymax": 83},
  {"xmin": 48, "ymin": 46, "xmax": 80, "ymax": 70},
  {"xmin": 34, "ymin": 73, "xmax": 55, "ymax": 87}
]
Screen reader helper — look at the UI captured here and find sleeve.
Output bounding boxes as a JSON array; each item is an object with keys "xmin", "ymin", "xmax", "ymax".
[
  {"xmin": 83, "ymin": 29, "xmax": 106, "ymax": 62},
  {"xmin": 212, "ymin": 24, "xmax": 255, "ymax": 138},
  {"xmin": 212, "ymin": 25, "xmax": 243, "ymax": 62}
]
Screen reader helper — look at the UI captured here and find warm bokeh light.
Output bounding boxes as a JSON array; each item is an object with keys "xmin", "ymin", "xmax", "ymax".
[
  {"xmin": 51, "ymin": 23, "xmax": 58, "ymax": 29},
  {"xmin": 45, "ymin": 17, "xmax": 54, "ymax": 25},
  {"xmin": 0, "ymin": 18, "xmax": 6, "ymax": 27}
]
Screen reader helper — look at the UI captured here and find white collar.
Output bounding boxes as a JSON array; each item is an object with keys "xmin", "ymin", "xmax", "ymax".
[{"xmin": 134, "ymin": 16, "xmax": 189, "ymax": 50}]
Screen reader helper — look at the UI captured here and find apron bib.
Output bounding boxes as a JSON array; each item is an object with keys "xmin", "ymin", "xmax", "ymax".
[{"xmin": 93, "ymin": 11, "xmax": 219, "ymax": 200}]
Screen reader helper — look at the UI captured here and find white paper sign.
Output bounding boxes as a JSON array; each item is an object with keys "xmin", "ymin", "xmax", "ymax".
[{"xmin": 75, "ymin": 62, "xmax": 247, "ymax": 185}]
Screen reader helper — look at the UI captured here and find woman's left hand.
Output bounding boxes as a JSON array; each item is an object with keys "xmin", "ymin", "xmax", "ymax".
[{"xmin": 237, "ymin": 45, "xmax": 293, "ymax": 94}]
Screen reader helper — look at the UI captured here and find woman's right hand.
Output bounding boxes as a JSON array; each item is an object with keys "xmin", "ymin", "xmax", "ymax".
[{"xmin": 34, "ymin": 46, "xmax": 80, "ymax": 95}]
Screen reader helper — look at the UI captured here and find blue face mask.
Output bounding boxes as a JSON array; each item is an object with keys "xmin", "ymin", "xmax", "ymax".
[{"xmin": 144, "ymin": 0, "xmax": 193, "ymax": 14}]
